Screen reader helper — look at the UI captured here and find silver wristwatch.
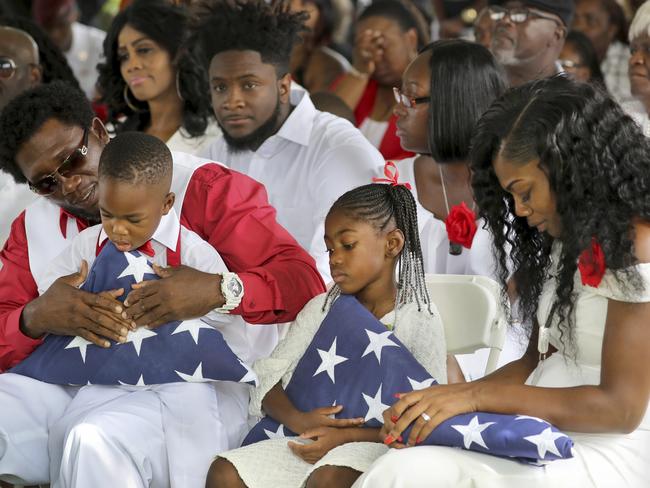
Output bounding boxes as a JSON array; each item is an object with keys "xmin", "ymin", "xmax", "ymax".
[{"xmin": 217, "ymin": 272, "xmax": 244, "ymax": 313}]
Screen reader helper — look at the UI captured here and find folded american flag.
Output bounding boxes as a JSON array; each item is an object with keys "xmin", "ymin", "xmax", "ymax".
[
  {"xmin": 11, "ymin": 242, "xmax": 257, "ymax": 387},
  {"xmin": 242, "ymin": 294, "xmax": 573, "ymax": 464}
]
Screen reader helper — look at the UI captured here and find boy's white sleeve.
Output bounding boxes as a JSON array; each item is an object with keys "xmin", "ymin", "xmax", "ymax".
[
  {"xmin": 248, "ymin": 293, "xmax": 327, "ymax": 418},
  {"xmin": 38, "ymin": 225, "xmax": 102, "ymax": 295}
]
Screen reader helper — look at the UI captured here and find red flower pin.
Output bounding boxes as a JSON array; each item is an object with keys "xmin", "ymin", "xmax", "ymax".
[
  {"xmin": 578, "ymin": 239, "xmax": 606, "ymax": 288},
  {"xmin": 445, "ymin": 202, "xmax": 477, "ymax": 249}
]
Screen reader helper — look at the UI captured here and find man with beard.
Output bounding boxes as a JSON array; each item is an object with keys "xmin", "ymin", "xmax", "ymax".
[
  {"xmin": 487, "ymin": 0, "xmax": 574, "ymax": 86},
  {"xmin": 193, "ymin": 0, "xmax": 385, "ymax": 282},
  {"xmin": 0, "ymin": 81, "xmax": 325, "ymax": 486}
]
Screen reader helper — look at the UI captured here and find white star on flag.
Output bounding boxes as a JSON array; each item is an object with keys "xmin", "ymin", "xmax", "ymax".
[
  {"xmin": 119, "ymin": 374, "xmax": 145, "ymax": 386},
  {"xmin": 264, "ymin": 424, "xmax": 286, "ymax": 439},
  {"xmin": 362, "ymin": 384, "xmax": 389, "ymax": 423},
  {"xmin": 125, "ymin": 327, "xmax": 157, "ymax": 355},
  {"xmin": 117, "ymin": 252, "xmax": 155, "ymax": 283},
  {"xmin": 524, "ymin": 427, "xmax": 566, "ymax": 459},
  {"xmin": 362, "ymin": 329, "xmax": 399, "ymax": 363},
  {"xmin": 515, "ymin": 415, "xmax": 546, "ymax": 423},
  {"xmin": 65, "ymin": 336, "xmax": 93, "ymax": 362},
  {"xmin": 171, "ymin": 320, "xmax": 213, "ymax": 344},
  {"xmin": 313, "ymin": 337, "xmax": 348, "ymax": 383},
  {"xmin": 238, "ymin": 359, "xmax": 257, "ymax": 384},
  {"xmin": 408, "ymin": 377, "xmax": 435, "ymax": 391},
  {"xmin": 451, "ymin": 415, "xmax": 496, "ymax": 449},
  {"xmin": 175, "ymin": 362, "xmax": 205, "ymax": 382}
]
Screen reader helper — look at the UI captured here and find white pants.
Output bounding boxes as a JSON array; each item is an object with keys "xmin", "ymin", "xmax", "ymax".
[
  {"xmin": 0, "ymin": 374, "xmax": 75, "ymax": 485},
  {"xmin": 0, "ymin": 373, "xmax": 249, "ymax": 487}
]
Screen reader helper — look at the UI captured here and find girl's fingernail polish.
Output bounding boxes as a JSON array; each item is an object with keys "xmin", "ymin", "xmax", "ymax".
[
  {"xmin": 393, "ymin": 393, "xmax": 401, "ymax": 399},
  {"xmin": 397, "ymin": 436, "xmax": 403, "ymax": 442},
  {"xmin": 416, "ymin": 437, "xmax": 422, "ymax": 444},
  {"xmin": 383, "ymin": 435, "xmax": 395, "ymax": 445},
  {"xmin": 390, "ymin": 415, "xmax": 399, "ymax": 423}
]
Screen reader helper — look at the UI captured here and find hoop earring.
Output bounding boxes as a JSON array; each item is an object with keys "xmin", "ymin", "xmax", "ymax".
[
  {"xmin": 176, "ymin": 71, "xmax": 185, "ymax": 102},
  {"xmin": 123, "ymin": 84, "xmax": 146, "ymax": 113}
]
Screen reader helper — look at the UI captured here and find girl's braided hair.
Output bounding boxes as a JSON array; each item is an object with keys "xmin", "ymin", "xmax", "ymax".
[{"xmin": 323, "ymin": 183, "xmax": 432, "ymax": 314}]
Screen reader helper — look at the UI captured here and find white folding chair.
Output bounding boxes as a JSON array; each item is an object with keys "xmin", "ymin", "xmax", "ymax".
[{"xmin": 425, "ymin": 274, "xmax": 508, "ymax": 376}]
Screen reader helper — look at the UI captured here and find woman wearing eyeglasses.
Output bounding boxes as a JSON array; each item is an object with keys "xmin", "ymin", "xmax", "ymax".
[
  {"xmin": 559, "ymin": 31, "xmax": 606, "ymax": 87},
  {"xmin": 97, "ymin": 0, "xmax": 219, "ymax": 155},
  {"xmin": 393, "ymin": 40, "xmax": 516, "ymax": 381}
]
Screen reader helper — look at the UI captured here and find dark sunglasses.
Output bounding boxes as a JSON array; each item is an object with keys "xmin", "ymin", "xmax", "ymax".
[
  {"xmin": 28, "ymin": 128, "xmax": 90, "ymax": 196},
  {"xmin": 393, "ymin": 87, "xmax": 429, "ymax": 109}
]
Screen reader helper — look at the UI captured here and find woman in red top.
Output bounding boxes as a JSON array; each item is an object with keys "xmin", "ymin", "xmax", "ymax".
[{"xmin": 330, "ymin": 0, "xmax": 426, "ymax": 160}]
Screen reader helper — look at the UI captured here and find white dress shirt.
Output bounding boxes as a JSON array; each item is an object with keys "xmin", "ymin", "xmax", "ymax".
[{"xmin": 203, "ymin": 89, "xmax": 385, "ymax": 281}]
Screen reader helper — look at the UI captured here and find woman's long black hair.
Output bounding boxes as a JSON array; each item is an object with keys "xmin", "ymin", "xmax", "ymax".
[
  {"xmin": 97, "ymin": 0, "xmax": 211, "ymax": 137},
  {"xmin": 470, "ymin": 76, "xmax": 650, "ymax": 347}
]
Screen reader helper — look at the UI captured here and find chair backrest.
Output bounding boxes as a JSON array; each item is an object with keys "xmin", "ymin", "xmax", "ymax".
[{"xmin": 425, "ymin": 273, "xmax": 508, "ymax": 375}]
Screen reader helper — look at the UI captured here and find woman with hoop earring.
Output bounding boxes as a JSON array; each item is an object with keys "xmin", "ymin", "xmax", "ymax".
[{"xmin": 97, "ymin": 0, "xmax": 219, "ymax": 155}]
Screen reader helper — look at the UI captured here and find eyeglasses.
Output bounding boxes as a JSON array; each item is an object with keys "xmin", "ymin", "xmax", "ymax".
[
  {"xmin": 28, "ymin": 128, "xmax": 89, "ymax": 196},
  {"xmin": 0, "ymin": 57, "xmax": 18, "ymax": 79},
  {"xmin": 393, "ymin": 87, "xmax": 429, "ymax": 109},
  {"xmin": 559, "ymin": 59, "xmax": 585, "ymax": 70},
  {"xmin": 488, "ymin": 6, "xmax": 561, "ymax": 26}
]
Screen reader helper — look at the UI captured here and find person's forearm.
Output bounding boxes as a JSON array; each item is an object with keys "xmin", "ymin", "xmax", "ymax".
[
  {"xmin": 474, "ymin": 382, "xmax": 641, "ymax": 433},
  {"xmin": 330, "ymin": 72, "xmax": 369, "ymax": 112},
  {"xmin": 261, "ymin": 382, "xmax": 306, "ymax": 433}
]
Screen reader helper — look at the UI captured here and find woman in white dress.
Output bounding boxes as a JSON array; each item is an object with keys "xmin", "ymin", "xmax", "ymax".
[
  {"xmin": 355, "ymin": 77, "xmax": 650, "ymax": 488},
  {"xmin": 394, "ymin": 40, "xmax": 523, "ymax": 379},
  {"xmin": 96, "ymin": 0, "xmax": 219, "ymax": 155}
]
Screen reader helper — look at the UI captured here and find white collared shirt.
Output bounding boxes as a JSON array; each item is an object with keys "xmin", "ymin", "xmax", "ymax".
[
  {"xmin": 203, "ymin": 89, "xmax": 385, "ymax": 282},
  {"xmin": 39, "ymin": 208, "xmax": 227, "ymax": 295}
]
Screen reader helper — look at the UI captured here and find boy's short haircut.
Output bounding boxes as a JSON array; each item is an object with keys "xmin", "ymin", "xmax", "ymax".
[{"xmin": 99, "ymin": 131, "xmax": 172, "ymax": 186}]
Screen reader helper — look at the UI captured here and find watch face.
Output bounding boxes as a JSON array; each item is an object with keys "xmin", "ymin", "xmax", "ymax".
[{"xmin": 227, "ymin": 277, "xmax": 243, "ymax": 296}]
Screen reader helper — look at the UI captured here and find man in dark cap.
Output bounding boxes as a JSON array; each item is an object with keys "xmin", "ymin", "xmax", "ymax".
[{"xmin": 487, "ymin": 0, "xmax": 574, "ymax": 86}]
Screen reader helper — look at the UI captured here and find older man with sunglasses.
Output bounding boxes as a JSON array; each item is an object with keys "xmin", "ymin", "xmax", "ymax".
[
  {"xmin": 487, "ymin": 0, "xmax": 575, "ymax": 86},
  {"xmin": 0, "ymin": 82, "xmax": 325, "ymax": 486}
]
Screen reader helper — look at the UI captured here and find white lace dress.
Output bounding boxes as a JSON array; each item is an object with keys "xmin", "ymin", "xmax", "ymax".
[
  {"xmin": 353, "ymin": 248, "xmax": 650, "ymax": 488},
  {"xmin": 217, "ymin": 292, "xmax": 448, "ymax": 488}
]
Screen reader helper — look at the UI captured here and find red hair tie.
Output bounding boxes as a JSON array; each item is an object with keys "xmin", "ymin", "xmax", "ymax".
[{"xmin": 372, "ymin": 161, "xmax": 412, "ymax": 190}]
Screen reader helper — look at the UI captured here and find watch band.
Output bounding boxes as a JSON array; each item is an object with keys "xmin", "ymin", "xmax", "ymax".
[{"xmin": 216, "ymin": 272, "xmax": 244, "ymax": 313}]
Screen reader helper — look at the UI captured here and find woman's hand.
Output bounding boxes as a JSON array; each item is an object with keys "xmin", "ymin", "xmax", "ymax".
[
  {"xmin": 381, "ymin": 383, "xmax": 481, "ymax": 447},
  {"xmin": 352, "ymin": 29, "xmax": 384, "ymax": 76}
]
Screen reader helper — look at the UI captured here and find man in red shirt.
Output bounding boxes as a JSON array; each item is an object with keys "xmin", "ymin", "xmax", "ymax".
[{"xmin": 0, "ymin": 82, "xmax": 324, "ymax": 486}]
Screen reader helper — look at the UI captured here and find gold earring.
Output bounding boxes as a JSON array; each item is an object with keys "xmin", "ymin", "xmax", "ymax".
[
  {"xmin": 176, "ymin": 71, "xmax": 184, "ymax": 102},
  {"xmin": 123, "ymin": 84, "xmax": 146, "ymax": 113}
]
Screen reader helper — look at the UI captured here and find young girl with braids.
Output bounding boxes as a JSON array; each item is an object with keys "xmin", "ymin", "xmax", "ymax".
[{"xmin": 206, "ymin": 182, "xmax": 453, "ymax": 488}]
